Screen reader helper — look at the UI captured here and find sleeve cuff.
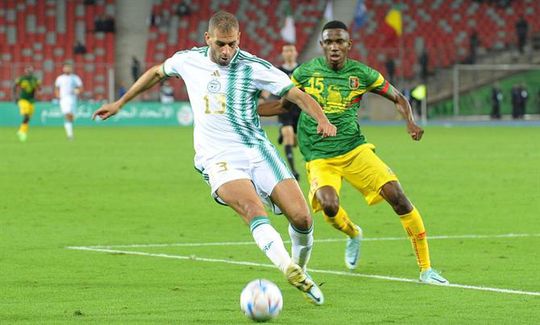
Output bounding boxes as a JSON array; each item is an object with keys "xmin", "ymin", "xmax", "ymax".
[
  {"xmin": 278, "ymin": 83, "xmax": 294, "ymax": 97},
  {"xmin": 162, "ymin": 63, "xmax": 171, "ymax": 77}
]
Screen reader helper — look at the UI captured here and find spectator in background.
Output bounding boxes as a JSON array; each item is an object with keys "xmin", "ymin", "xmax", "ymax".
[
  {"xmin": 469, "ymin": 30, "xmax": 479, "ymax": 64},
  {"xmin": 118, "ymin": 83, "xmax": 127, "ymax": 99},
  {"xmin": 410, "ymin": 83, "xmax": 426, "ymax": 118},
  {"xmin": 103, "ymin": 15, "xmax": 115, "ymax": 33},
  {"xmin": 73, "ymin": 41, "xmax": 87, "ymax": 55},
  {"xmin": 131, "ymin": 56, "xmax": 141, "ymax": 83},
  {"xmin": 536, "ymin": 89, "xmax": 540, "ymax": 113},
  {"xmin": 511, "ymin": 84, "xmax": 520, "ymax": 119},
  {"xmin": 419, "ymin": 50, "xmax": 429, "ymax": 82},
  {"xmin": 94, "ymin": 14, "xmax": 105, "ymax": 32},
  {"xmin": 515, "ymin": 16, "xmax": 529, "ymax": 54},
  {"xmin": 159, "ymin": 11, "xmax": 171, "ymax": 28},
  {"xmin": 84, "ymin": 0, "xmax": 96, "ymax": 5},
  {"xmin": 175, "ymin": 2, "xmax": 191, "ymax": 17},
  {"xmin": 518, "ymin": 83, "xmax": 528, "ymax": 118},
  {"xmin": 149, "ymin": 10, "xmax": 161, "ymax": 27},
  {"xmin": 385, "ymin": 56, "xmax": 395, "ymax": 83},
  {"xmin": 160, "ymin": 80, "xmax": 174, "ymax": 104},
  {"xmin": 491, "ymin": 83, "xmax": 502, "ymax": 119}
]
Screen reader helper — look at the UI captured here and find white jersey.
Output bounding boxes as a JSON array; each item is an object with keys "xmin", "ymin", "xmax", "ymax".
[
  {"xmin": 55, "ymin": 73, "xmax": 83, "ymax": 100},
  {"xmin": 163, "ymin": 47, "xmax": 293, "ymax": 165}
]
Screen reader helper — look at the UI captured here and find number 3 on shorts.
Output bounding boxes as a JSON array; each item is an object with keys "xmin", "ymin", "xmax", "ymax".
[{"xmin": 215, "ymin": 161, "xmax": 228, "ymax": 173}]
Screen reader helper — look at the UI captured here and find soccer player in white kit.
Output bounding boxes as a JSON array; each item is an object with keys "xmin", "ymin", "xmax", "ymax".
[
  {"xmin": 54, "ymin": 63, "xmax": 83, "ymax": 140},
  {"xmin": 92, "ymin": 11, "xmax": 336, "ymax": 305}
]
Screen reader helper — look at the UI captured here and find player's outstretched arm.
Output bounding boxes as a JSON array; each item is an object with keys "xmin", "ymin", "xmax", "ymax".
[
  {"xmin": 373, "ymin": 82, "xmax": 424, "ymax": 141},
  {"xmin": 92, "ymin": 64, "xmax": 166, "ymax": 120},
  {"xmin": 283, "ymin": 86, "xmax": 336, "ymax": 137}
]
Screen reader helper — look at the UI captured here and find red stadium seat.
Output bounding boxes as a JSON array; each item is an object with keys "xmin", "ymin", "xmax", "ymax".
[{"xmin": 349, "ymin": 0, "xmax": 540, "ymax": 78}]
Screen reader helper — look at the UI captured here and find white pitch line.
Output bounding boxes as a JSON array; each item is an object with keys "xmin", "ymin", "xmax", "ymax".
[
  {"xmin": 66, "ymin": 246, "xmax": 540, "ymax": 297},
  {"xmin": 80, "ymin": 233, "xmax": 540, "ymax": 249}
]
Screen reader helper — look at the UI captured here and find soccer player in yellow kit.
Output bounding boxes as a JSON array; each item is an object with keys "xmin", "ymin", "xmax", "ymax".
[
  {"xmin": 13, "ymin": 66, "xmax": 40, "ymax": 142},
  {"xmin": 260, "ymin": 21, "xmax": 448, "ymax": 284}
]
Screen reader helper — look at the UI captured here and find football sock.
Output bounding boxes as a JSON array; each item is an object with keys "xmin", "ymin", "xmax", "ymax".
[
  {"xmin": 64, "ymin": 121, "xmax": 74, "ymax": 138},
  {"xmin": 288, "ymin": 223, "xmax": 313, "ymax": 271},
  {"xmin": 323, "ymin": 206, "xmax": 359, "ymax": 238},
  {"xmin": 284, "ymin": 145, "xmax": 296, "ymax": 172},
  {"xmin": 19, "ymin": 123, "xmax": 29, "ymax": 134},
  {"xmin": 250, "ymin": 216, "xmax": 292, "ymax": 274},
  {"xmin": 399, "ymin": 207, "xmax": 431, "ymax": 272}
]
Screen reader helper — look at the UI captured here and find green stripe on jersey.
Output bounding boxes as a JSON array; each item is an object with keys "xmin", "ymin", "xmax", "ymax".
[
  {"xmin": 237, "ymin": 52, "xmax": 272, "ymax": 69},
  {"xmin": 239, "ymin": 65, "xmax": 253, "ymax": 146},
  {"xmin": 225, "ymin": 61, "xmax": 252, "ymax": 148},
  {"xmin": 259, "ymin": 145, "xmax": 287, "ymax": 181}
]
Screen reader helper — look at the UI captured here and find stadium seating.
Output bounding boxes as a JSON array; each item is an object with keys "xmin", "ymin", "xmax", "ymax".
[
  {"xmin": 0, "ymin": 0, "xmax": 115, "ymax": 101},
  {"xmin": 145, "ymin": 0, "xmax": 326, "ymax": 100},
  {"xmin": 3, "ymin": 0, "xmax": 539, "ymax": 102},
  {"xmin": 350, "ymin": 0, "xmax": 540, "ymax": 80}
]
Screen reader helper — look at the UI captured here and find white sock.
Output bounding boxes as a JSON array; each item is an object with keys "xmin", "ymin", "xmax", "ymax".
[
  {"xmin": 250, "ymin": 217, "xmax": 292, "ymax": 274},
  {"xmin": 64, "ymin": 121, "xmax": 73, "ymax": 138},
  {"xmin": 288, "ymin": 223, "xmax": 313, "ymax": 271}
]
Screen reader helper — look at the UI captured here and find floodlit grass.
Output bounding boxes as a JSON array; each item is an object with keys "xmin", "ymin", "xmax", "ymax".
[{"xmin": 1, "ymin": 125, "xmax": 539, "ymax": 324}]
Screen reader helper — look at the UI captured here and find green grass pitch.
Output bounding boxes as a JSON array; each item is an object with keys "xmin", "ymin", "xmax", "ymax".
[{"xmin": 1, "ymin": 125, "xmax": 539, "ymax": 324}]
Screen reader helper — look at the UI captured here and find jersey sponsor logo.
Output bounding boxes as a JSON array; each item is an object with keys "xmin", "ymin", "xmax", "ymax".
[
  {"xmin": 349, "ymin": 76, "xmax": 360, "ymax": 90},
  {"xmin": 207, "ymin": 79, "xmax": 221, "ymax": 93}
]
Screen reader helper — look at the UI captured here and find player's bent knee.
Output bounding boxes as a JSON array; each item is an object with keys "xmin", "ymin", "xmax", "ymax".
[
  {"xmin": 320, "ymin": 196, "xmax": 339, "ymax": 217},
  {"xmin": 290, "ymin": 212, "xmax": 312, "ymax": 231},
  {"xmin": 322, "ymin": 204, "xmax": 339, "ymax": 218},
  {"xmin": 316, "ymin": 186, "xmax": 340, "ymax": 217},
  {"xmin": 283, "ymin": 202, "xmax": 312, "ymax": 230},
  {"xmin": 381, "ymin": 182, "xmax": 413, "ymax": 215}
]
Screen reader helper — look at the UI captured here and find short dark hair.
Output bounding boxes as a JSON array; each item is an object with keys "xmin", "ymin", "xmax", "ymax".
[
  {"xmin": 322, "ymin": 20, "xmax": 348, "ymax": 32},
  {"xmin": 208, "ymin": 11, "xmax": 239, "ymax": 34}
]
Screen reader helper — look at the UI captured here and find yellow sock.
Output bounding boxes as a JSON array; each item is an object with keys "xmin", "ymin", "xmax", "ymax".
[
  {"xmin": 323, "ymin": 207, "xmax": 359, "ymax": 238},
  {"xmin": 399, "ymin": 207, "xmax": 431, "ymax": 272},
  {"xmin": 19, "ymin": 123, "xmax": 29, "ymax": 133}
]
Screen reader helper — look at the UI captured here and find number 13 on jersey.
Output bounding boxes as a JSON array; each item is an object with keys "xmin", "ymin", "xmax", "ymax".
[{"xmin": 204, "ymin": 93, "xmax": 227, "ymax": 114}]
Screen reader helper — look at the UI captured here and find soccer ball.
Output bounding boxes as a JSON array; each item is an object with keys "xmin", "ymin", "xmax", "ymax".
[{"xmin": 240, "ymin": 279, "xmax": 283, "ymax": 322}]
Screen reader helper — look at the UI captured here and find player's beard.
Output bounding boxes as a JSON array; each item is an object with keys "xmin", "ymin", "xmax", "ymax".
[{"xmin": 211, "ymin": 50, "xmax": 232, "ymax": 66}]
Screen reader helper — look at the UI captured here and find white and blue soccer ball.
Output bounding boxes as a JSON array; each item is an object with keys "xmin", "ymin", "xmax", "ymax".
[{"xmin": 240, "ymin": 279, "xmax": 283, "ymax": 322}]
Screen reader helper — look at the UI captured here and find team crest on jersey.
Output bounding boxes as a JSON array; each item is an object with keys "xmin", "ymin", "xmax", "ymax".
[
  {"xmin": 349, "ymin": 76, "xmax": 360, "ymax": 89},
  {"xmin": 207, "ymin": 79, "xmax": 221, "ymax": 93}
]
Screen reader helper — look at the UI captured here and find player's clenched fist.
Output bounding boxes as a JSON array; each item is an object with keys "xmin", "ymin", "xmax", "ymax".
[
  {"xmin": 407, "ymin": 122, "xmax": 424, "ymax": 141},
  {"xmin": 317, "ymin": 120, "xmax": 337, "ymax": 138}
]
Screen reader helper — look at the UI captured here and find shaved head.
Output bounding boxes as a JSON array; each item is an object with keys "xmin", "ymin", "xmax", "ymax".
[{"xmin": 208, "ymin": 11, "xmax": 239, "ymax": 35}]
